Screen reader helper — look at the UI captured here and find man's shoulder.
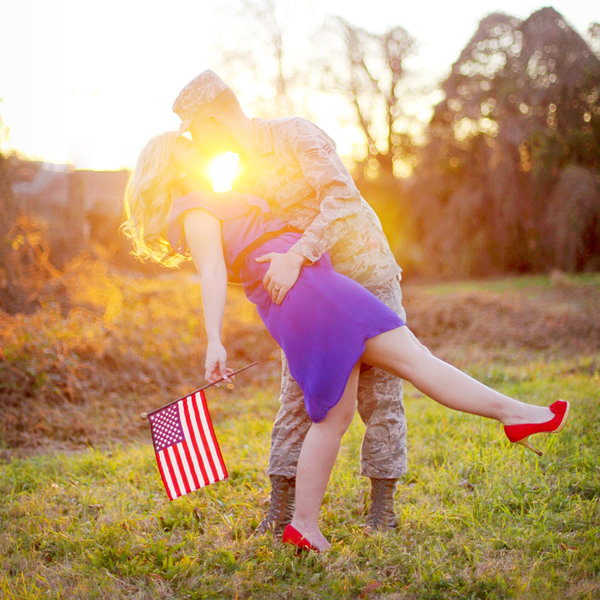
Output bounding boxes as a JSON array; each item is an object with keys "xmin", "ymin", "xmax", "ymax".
[
  {"xmin": 265, "ymin": 115, "xmax": 313, "ymax": 130},
  {"xmin": 265, "ymin": 116, "xmax": 337, "ymax": 150}
]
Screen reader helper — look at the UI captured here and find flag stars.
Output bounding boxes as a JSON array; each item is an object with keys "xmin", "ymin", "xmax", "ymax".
[
  {"xmin": 149, "ymin": 405, "xmax": 185, "ymax": 452},
  {"xmin": 147, "ymin": 391, "xmax": 228, "ymax": 500}
]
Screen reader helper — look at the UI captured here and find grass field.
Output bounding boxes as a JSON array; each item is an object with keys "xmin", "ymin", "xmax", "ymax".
[{"xmin": 1, "ymin": 265, "xmax": 599, "ymax": 599}]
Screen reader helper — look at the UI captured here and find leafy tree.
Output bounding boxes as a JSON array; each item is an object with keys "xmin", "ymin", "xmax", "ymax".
[
  {"xmin": 0, "ymin": 112, "xmax": 20, "ymax": 311},
  {"xmin": 0, "ymin": 116, "xmax": 63, "ymax": 313},
  {"xmin": 587, "ymin": 22, "xmax": 600, "ymax": 57},
  {"xmin": 410, "ymin": 7, "xmax": 600, "ymax": 276}
]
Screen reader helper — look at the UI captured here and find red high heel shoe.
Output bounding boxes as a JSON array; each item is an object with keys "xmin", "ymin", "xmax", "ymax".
[
  {"xmin": 282, "ymin": 524, "xmax": 321, "ymax": 553},
  {"xmin": 504, "ymin": 400, "xmax": 570, "ymax": 456}
]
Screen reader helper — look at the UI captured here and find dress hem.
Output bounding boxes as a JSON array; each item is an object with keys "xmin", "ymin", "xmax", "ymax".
[{"xmin": 306, "ymin": 321, "xmax": 405, "ymax": 423}]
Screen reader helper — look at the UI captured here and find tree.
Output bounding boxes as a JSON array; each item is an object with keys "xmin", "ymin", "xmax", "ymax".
[
  {"xmin": 209, "ymin": 0, "xmax": 314, "ymax": 117},
  {"xmin": 317, "ymin": 17, "xmax": 418, "ymax": 179},
  {"xmin": 410, "ymin": 8, "xmax": 600, "ymax": 276},
  {"xmin": 0, "ymin": 115, "xmax": 64, "ymax": 313},
  {"xmin": 0, "ymin": 113, "xmax": 20, "ymax": 311},
  {"xmin": 587, "ymin": 22, "xmax": 600, "ymax": 58}
]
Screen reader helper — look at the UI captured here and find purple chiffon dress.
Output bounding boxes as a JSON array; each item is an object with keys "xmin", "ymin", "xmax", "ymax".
[{"xmin": 168, "ymin": 191, "xmax": 405, "ymax": 423}]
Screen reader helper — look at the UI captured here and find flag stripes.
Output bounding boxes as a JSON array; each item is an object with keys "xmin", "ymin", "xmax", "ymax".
[{"xmin": 150, "ymin": 390, "xmax": 228, "ymax": 500}]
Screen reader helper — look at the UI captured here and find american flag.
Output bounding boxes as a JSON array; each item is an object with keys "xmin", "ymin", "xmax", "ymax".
[{"xmin": 147, "ymin": 390, "xmax": 228, "ymax": 500}]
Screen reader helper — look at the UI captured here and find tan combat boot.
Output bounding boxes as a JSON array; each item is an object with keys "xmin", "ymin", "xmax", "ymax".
[
  {"xmin": 365, "ymin": 478, "xmax": 398, "ymax": 532},
  {"xmin": 255, "ymin": 475, "xmax": 296, "ymax": 535}
]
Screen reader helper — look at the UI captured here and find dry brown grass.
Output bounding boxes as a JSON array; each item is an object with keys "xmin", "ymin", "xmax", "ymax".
[
  {"xmin": 403, "ymin": 277, "xmax": 600, "ymax": 361},
  {"xmin": 0, "ymin": 256, "xmax": 278, "ymax": 458},
  {"xmin": 1, "ymin": 260, "xmax": 599, "ymax": 461}
]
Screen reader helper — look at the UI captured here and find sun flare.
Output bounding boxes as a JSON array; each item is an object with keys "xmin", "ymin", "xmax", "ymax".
[{"xmin": 208, "ymin": 152, "xmax": 240, "ymax": 193}]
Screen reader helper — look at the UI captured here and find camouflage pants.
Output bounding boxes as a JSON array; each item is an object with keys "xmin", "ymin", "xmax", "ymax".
[{"xmin": 267, "ymin": 276, "xmax": 408, "ymax": 480}]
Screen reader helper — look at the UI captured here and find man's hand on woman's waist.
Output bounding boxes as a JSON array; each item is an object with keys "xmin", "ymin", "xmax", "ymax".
[{"xmin": 255, "ymin": 251, "xmax": 307, "ymax": 305}]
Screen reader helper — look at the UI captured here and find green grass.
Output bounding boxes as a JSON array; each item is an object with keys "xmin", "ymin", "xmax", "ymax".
[
  {"xmin": 424, "ymin": 272, "xmax": 600, "ymax": 296},
  {"xmin": 1, "ymin": 361, "xmax": 598, "ymax": 599},
  {"xmin": 1, "ymin": 272, "xmax": 599, "ymax": 599}
]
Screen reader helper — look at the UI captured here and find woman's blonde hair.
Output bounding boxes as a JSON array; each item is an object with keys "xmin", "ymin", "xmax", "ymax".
[{"xmin": 121, "ymin": 131, "xmax": 191, "ymax": 267}]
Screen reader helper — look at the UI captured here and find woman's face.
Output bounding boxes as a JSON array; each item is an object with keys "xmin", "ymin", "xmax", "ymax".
[{"xmin": 173, "ymin": 138, "xmax": 212, "ymax": 190}]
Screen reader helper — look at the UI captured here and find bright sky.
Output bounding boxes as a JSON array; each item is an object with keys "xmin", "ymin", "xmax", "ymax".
[{"xmin": 1, "ymin": 0, "xmax": 596, "ymax": 170}]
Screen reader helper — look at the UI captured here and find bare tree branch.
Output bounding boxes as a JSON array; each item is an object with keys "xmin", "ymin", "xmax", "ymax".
[{"xmin": 316, "ymin": 17, "xmax": 417, "ymax": 176}]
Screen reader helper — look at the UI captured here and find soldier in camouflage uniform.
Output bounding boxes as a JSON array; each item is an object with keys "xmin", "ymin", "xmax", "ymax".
[{"xmin": 173, "ymin": 70, "xmax": 407, "ymax": 532}]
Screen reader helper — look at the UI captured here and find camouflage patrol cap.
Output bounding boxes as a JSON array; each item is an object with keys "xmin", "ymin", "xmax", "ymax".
[{"xmin": 173, "ymin": 70, "xmax": 230, "ymax": 133}]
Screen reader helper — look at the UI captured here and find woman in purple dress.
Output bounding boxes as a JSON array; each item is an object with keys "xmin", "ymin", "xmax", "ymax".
[{"xmin": 123, "ymin": 132, "xmax": 570, "ymax": 553}]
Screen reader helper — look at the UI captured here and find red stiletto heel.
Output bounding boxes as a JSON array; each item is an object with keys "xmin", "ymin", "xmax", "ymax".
[
  {"xmin": 504, "ymin": 400, "xmax": 570, "ymax": 456},
  {"xmin": 282, "ymin": 524, "xmax": 321, "ymax": 553}
]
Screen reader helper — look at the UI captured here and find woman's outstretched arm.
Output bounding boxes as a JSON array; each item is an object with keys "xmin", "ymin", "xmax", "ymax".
[{"xmin": 183, "ymin": 208, "xmax": 230, "ymax": 383}]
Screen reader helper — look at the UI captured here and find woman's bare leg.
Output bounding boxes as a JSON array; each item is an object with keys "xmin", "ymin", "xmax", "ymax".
[
  {"xmin": 362, "ymin": 327, "xmax": 553, "ymax": 426},
  {"xmin": 290, "ymin": 364, "xmax": 361, "ymax": 551}
]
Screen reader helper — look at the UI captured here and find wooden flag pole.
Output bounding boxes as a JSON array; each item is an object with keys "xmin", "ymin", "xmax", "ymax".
[{"xmin": 140, "ymin": 361, "xmax": 260, "ymax": 420}]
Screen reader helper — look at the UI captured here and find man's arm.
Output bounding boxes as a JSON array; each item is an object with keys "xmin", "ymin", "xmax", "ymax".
[
  {"xmin": 287, "ymin": 118, "xmax": 362, "ymax": 264},
  {"xmin": 256, "ymin": 118, "xmax": 362, "ymax": 304}
]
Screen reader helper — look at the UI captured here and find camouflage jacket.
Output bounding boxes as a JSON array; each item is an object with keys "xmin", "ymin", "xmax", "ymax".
[{"xmin": 233, "ymin": 117, "xmax": 401, "ymax": 288}]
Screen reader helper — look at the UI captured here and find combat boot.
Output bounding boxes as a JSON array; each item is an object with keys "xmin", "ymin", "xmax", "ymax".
[
  {"xmin": 255, "ymin": 474, "xmax": 296, "ymax": 535},
  {"xmin": 365, "ymin": 478, "xmax": 398, "ymax": 532}
]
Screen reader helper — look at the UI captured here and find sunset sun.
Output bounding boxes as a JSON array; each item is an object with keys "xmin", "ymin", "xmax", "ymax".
[{"xmin": 208, "ymin": 152, "xmax": 239, "ymax": 192}]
